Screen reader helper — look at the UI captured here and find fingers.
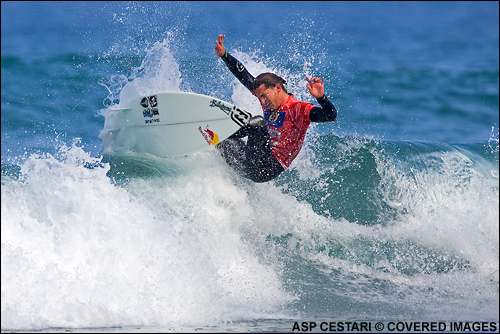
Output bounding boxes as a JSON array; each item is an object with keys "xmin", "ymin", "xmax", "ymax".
[
  {"xmin": 305, "ymin": 77, "xmax": 326, "ymax": 93},
  {"xmin": 217, "ymin": 34, "xmax": 225, "ymax": 48},
  {"xmin": 215, "ymin": 35, "xmax": 226, "ymax": 56},
  {"xmin": 305, "ymin": 76, "xmax": 326, "ymax": 98},
  {"xmin": 306, "ymin": 76, "xmax": 325, "ymax": 84}
]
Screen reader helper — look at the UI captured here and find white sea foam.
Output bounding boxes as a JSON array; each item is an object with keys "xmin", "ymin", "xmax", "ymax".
[{"xmin": 1, "ymin": 145, "xmax": 297, "ymax": 330}]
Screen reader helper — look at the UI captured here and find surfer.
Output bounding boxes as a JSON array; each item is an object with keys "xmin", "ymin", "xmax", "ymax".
[{"xmin": 214, "ymin": 34, "xmax": 338, "ymax": 182}]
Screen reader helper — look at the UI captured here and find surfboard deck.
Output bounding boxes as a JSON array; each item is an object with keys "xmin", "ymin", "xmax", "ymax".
[{"xmin": 99, "ymin": 91, "xmax": 252, "ymax": 157}]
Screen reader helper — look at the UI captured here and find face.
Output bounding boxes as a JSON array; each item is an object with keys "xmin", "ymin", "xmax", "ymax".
[{"xmin": 252, "ymin": 84, "xmax": 281, "ymax": 110}]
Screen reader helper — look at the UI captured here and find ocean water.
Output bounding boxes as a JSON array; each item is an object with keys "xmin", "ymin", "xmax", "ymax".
[{"xmin": 1, "ymin": 1, "xmax": 499, "ymax": 332}]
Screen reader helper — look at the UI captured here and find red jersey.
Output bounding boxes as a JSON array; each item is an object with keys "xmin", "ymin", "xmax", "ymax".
[{"xmin": 263, "ymin": 95, "xmax": 314, "ymax": 169}]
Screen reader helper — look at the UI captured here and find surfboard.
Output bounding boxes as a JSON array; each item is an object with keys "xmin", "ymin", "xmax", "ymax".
[{"xmin": 99, "ymin": 91, "xmax": 252, "ymax": 157}]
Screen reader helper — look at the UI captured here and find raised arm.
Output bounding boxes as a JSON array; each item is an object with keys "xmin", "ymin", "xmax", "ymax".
[
  {"xmin": 215, "ymin": 35, "xmax": 255, "ymax": 92},
  {"xmin": 306, "ymin": 76, "xmax": 338, "ymax": 123}
]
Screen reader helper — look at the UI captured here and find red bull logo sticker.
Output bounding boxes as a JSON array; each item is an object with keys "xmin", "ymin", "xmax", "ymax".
[{"xmin": 198, "ymin": 126, "xmax": 219, "ymax": 145}]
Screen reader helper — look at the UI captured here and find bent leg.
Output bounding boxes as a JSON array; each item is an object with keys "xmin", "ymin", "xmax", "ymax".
[
  {"xmin": 216, "ymin": 138, "xmax": 247, "ymax": 174},
  {"xmin": 244, "ymin": 117, "xmax": 284, "ymax": 182},
  {"xmin": 216, "ymin": 116, "xmax": 284, "ymax": 182}
]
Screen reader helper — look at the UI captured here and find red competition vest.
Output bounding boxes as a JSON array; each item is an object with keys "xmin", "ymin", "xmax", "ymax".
[{"xmin": 263, "ymin": 95, "xmax": 314, "ymax": 169}]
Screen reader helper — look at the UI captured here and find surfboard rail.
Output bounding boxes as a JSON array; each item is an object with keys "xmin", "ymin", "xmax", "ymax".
[{"xmin": 99, "ymin": 91, "xmax": 253, "ymax": 157}]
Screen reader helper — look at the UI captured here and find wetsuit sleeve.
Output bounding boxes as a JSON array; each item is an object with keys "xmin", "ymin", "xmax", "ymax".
[
  {"xmin": 309, "ymin": 95, "xmax": 338, "ymax": 123},
  {"xmin": 220, "ymin": 51, "xmax": 255, "ymax": 92}
]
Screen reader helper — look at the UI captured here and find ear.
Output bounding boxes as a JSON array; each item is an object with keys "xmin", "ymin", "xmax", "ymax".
[{"xmin": 275, "ymin": 83, "xmax": 282, "ymax": 92}]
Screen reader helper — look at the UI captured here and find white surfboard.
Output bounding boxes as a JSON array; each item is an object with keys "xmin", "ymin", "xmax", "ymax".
[{"xmin": 99, "ymin": 91, "xmax": 252, "ymax": 157}]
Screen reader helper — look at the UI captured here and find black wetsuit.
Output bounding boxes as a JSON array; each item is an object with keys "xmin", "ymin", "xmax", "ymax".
[{"xmin": 217, "ymin": 52, "xmax": 338, "ymax": 183}]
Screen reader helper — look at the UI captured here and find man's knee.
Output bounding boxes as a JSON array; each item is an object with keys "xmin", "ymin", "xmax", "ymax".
[
  {"xmin": 228, "ymin": 116, "xmax": 266, "ymax": 140},
  {"xmin": 216, "ymin": 138, "xmax": 244, "ymax": 158},
  {"xmin": 249, "ymin": 115, "xmax": 266, "ymax": 128}
]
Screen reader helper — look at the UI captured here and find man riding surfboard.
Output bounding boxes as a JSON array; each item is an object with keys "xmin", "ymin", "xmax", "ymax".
[{"xmin": 215, "ymin": 34, "xmax": 338, "ymax": 182}]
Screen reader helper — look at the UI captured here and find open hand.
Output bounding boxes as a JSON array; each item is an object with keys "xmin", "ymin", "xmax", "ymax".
[
  {"xmin": 306, "ymin": 76, "xmax": 325, "ymax": 99},
  {"xmin": 215, "ymin": 34, "xmax": 226, "ymax": 57}
]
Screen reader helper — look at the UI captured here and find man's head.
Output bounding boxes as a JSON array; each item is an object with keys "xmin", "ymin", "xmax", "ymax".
[{"xmin": 252, "ymin": 73, "xmax": 289, "ymax": 110}]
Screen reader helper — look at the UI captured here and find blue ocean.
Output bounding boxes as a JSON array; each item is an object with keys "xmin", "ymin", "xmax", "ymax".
[{"xmin": 1, "ymin": 1, "xmax": 499, "ymax": 332}]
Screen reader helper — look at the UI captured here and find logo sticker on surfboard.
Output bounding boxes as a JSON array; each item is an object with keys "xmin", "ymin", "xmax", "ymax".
[
  {"xmin": 141, "ymin": 95, "xmax": 160, "ymax": 124},
  {"xmin": 209, "ymin": 99, "xmax": 251, "ymax": 127},
  {"xmin": 199, "ymin": 126, "xmax": 219, "ymax": 145}
]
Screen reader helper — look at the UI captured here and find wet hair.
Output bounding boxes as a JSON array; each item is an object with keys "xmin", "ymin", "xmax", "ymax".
[{"xmin": 253, "ymin": 73, "xmax": 288, "ymax": 93}]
